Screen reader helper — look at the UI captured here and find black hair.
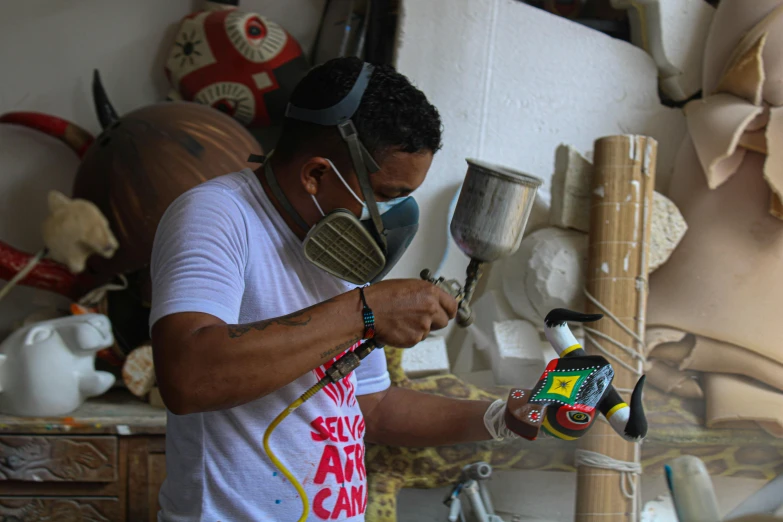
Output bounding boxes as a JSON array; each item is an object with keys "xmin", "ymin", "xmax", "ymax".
[{"xmin": 274, "ymin": 57, "xmax": 442, "ymax": 163}]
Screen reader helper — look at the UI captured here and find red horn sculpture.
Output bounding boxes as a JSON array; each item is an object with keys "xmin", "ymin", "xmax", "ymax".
[
  {"xmin": 0, "ymin": 243, "xmax": 97, "ymax": 300},
  {"xmin": 0, "ymin": 112, "xmax": 94, "ymax": 159},
  {"xmin": 0, "ymin": 112, "xmax": 98, "ymax": 300}
]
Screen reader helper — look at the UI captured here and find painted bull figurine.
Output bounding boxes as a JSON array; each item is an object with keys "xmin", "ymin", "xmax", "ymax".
[{"xmin": 505, "ymin": 308, "xmax": 648, "ymax": 442}]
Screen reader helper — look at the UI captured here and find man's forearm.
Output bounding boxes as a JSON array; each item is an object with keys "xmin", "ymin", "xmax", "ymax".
[
  {"xmin": 152, "ymin": 290, "xmax": 365, "ymax": 415},
  {"xmin": 361, "ymin": 387, "xmax": 493, "ymax": 447}
]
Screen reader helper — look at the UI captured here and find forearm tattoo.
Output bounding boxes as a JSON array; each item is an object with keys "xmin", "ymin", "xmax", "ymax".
[
  {"xmin": 226, "ymin": 297, "xmax": 337, "ymax": 339},
  {"xmin": 227, "ymin": 313, "xmax": 311, "ymax": 338},
  {"xmin": 319, "ymin": 336, "xmax": 360, "ymax": 360}
]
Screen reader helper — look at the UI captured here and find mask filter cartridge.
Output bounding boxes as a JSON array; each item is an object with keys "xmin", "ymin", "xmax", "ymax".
[{"xmin": 303, "ymin": 210, "xmax": 387, "ymax": 285}]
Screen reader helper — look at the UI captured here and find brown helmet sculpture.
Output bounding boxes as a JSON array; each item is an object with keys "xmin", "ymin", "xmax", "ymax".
[{"xmin": 0, "ymin": 70, "xmax": 263, "ymax": 303}]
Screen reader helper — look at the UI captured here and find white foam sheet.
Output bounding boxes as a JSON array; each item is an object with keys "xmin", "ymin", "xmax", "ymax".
[
  {"xmin": 401, "ymin": 335, "xmax": 451, "ymax": 378},
  {"xmin": 471, "ymin": 290, "xmax": 518, "ymax": 349},
  {"xmin": 452, "ymin": 290, "xmax": 516, "ymax": 374},
  {"xmin": 392, "ymin": 0, "xmax": 686, "ymax": 334},
  {"xmin": 491, "ymin": 319, "xmax": 552, "ymax": 386},
  {"xmin": 453, "ymin": 326, "xmax": 492, "ymax": 375}
]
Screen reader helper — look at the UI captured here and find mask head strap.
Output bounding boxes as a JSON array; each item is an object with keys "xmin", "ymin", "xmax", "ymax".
[
  {"xmin": 284, "ymin": 62, "xmax": 387, "ymax": 250},
  {"xmin": 284, "ymin": 63, "xmax": 374, "ymax": 126},
  {"xmin": 247, "ymin": 153, "xmax": 312, "ymax": 233},
  {"xmin": 337, "ymin": 120, "xmax": 385, "ymax": 249}
]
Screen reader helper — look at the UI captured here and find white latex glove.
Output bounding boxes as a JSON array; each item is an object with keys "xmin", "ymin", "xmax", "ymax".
[{"xmin": 483, "ymin": 399, "xmax": 520, "ymax": 441}]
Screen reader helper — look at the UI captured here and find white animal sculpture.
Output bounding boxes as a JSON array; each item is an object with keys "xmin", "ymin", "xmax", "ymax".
[{"xmin": 0, "ymin": 314, "xmax": 116, "ymax": 417}]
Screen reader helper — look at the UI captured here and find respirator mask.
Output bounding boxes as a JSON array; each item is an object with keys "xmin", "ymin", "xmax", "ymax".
[{"xmin": 248, "ymin": 62, "xmax": 419, "ymax": 286}]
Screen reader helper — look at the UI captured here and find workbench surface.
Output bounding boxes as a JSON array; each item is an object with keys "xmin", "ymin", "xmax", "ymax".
[
  {"xmin": 1, "ymin": 382, "xmax": 780, "ymax": 478},
  {"xmin": 0, "ymin": 389, "xmax": 166, "ymax": 435}
]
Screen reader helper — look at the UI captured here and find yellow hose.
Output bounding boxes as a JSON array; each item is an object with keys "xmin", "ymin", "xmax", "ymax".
[{"xmin": 263, "ymin": 378, "xmax": 329, "ymax": 522}]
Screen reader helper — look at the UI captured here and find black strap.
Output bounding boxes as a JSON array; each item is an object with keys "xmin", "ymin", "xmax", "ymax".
[
  {"xmin": 285, "ymin": 63, "xmax": 375, "ymax": 126},
  {"xmin": 339, "ymin": 121, "xmax": 386, "ymax": 250},
  {"xmin": 262, "ymin": 156, "xmax": 311, "ymax": 232}
]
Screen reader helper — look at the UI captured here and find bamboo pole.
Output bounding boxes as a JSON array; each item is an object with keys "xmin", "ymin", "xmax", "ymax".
[{"xmin": 574, "ymin": 135, "xmax": 657, "ymax": 522}]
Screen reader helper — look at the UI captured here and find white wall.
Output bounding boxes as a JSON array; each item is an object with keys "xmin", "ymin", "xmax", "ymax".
[
  {"xmin": 389, "ymin": 0, "xmax": 686, "ymax": 343},
  {"xmin": 0, "ymin": 0, "xmax": 323, "ymax": 334}
]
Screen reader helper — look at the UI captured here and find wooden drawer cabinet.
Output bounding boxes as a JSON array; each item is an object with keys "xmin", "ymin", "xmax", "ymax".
[
  {"xmin": 0, "ymin": 435, "xmax": 118, "ymax": 482},
  {"xmin": 128, "ymin": 436, "xmax": 167, "ymax": 522},
  {"xmin": 0, "ymin": 391, "xmax": 166, "ymax": 522},
  {"xmin": 0, "ymin": 497, "xmax": 122, "ymax": 521}
]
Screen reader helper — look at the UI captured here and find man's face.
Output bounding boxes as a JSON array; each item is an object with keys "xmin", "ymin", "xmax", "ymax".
[{"xmin": 314, "ymin": 149, "xmax": 433, "ymax": 218}]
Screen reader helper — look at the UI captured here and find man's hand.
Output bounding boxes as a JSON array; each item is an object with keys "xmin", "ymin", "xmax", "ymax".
[{"xmin": 364, "ymin": 279, "xmax": 458, "ymax": 348}]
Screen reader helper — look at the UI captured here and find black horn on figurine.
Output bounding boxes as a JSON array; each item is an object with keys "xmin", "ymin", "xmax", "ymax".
[
  {"xmin": 92, "ymin": 70, "xmax": 119, "ymax": 129},
  {"xmin": 543, "ymin": 308, "xmax": 604, "ymax": 328},
  {"xmin": 625, "ymin": 375, "xmax": 648, "ymax": 439}
]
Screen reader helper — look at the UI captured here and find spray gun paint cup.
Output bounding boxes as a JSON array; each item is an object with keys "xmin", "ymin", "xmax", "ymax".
[
  {"xmin": 450, "ymin": 159, "xmax": 543, "ymax": 325},
  {"xmin": 451, "ymin": 159, "xmax": 543, "ymax": 262}
]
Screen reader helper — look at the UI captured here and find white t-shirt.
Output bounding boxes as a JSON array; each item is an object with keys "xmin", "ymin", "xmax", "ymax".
[{"xmin": 149, "ymin": 168, "xmax": 391, "ymax": 521}]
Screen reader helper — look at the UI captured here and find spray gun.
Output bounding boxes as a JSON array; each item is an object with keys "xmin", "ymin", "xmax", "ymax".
[{"xmin": 421, "ymin": 159, "xmax": 543, "ymax": 326}]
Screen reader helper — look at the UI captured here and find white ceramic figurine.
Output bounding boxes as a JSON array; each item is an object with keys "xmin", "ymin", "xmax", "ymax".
[{"xmin": 0, "ymin": 314, "xmax": 116, "ymax": 417}]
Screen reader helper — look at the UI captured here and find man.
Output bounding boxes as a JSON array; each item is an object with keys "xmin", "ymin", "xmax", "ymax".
[{"xmin": 150, "ymin": 57, "xmax": 513, "ymax": 521}]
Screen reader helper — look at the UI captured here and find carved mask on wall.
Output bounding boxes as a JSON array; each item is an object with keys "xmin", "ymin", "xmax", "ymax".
[{"xmin": 164, "ymin": 1, "xmax": 310, "ymax": 128}]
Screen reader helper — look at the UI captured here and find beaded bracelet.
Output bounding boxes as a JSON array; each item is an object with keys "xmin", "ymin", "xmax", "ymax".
[{"xmin": 358, "ymin": 286, "xmax": 375, "ymax": 340}]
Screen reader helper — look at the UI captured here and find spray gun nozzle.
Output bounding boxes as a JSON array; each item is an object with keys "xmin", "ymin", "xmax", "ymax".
[{"xmin": 456, "ymin": 306, "xmax": 474, "ymax": 326}]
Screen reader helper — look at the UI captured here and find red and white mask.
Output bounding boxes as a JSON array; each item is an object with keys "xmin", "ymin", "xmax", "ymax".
[{"xmin": 164, "ymin": 4, "xmax": 308, "ymax": 128}]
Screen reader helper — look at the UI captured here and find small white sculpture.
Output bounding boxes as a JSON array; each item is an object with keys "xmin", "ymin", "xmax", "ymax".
[{"xmin": 0, "ymin": 314, "xmax": 116, "ymax": 417}]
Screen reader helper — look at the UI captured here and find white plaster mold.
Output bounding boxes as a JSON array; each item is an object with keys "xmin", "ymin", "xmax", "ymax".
[{"xmin": 501, "ymin": 227, "xmax": 589, "ymax": 324}]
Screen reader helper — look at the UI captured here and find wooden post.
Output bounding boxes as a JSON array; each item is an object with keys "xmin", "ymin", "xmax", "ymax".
[{"xmin": 574, "ymin": 135, "xmax": 657, "ymax": 522}]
